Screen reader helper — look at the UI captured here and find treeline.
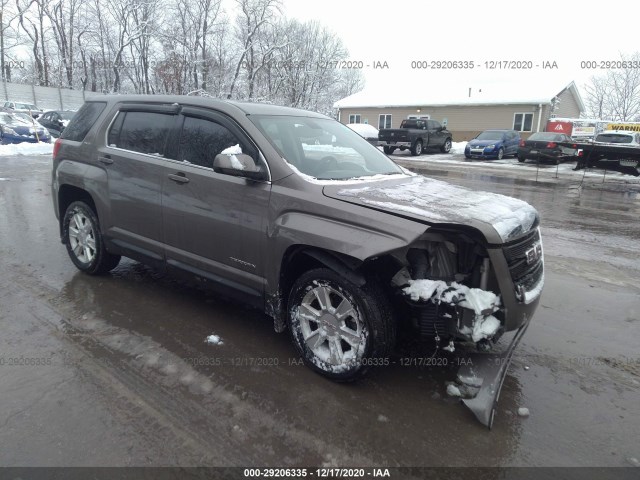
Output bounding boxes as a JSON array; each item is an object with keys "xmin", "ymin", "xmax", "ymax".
[{"xmin": 1, "ymin": 0, "xmax": 364, "ymax": 114}]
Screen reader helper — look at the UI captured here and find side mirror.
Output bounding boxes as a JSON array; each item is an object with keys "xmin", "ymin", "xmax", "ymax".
[{"xmin": 213, "ymin": 153, "xmax": 266, "ymax": 181}]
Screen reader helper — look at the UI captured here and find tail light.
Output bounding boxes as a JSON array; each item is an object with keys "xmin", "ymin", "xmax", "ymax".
[
  {"xmin": 52, "ymin": 138, "xmax": 62, "ymax": 159},
  {"xmin": 519, "ymin": 139, "xmax": 525, "ymax": 147},
  {"xmin": 546, "ymin": 142, "xmax": 557, "ymax": 148}
]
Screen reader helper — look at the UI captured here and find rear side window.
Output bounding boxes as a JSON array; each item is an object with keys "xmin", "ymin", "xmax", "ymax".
[
  {"xmin": 109, "ymin": 111, "xmax": 174, "ymax": 156},
  {"xmin": 60, "ymin": 102, "xmax": 107, "ymax": 141}
]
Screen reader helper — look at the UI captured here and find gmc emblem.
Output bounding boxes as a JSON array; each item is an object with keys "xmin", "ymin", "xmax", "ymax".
[{"xmin": 525, "ymin": 243, "xmax": 542, "ymax": 264}]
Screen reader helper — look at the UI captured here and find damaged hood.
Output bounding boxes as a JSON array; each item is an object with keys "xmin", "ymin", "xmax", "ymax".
[{"xmin": 323, "ymin": 176, "xmax": 538, "ymax": 243}]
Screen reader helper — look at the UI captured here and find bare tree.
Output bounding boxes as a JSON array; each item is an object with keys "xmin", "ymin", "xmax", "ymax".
[
  {"xmin": 583, "ymin": 52, "xmax": 640, "ymax": 121},
  {"xmin": 227, "ymin": 0, "xmax": 281, "ymax": 100}
]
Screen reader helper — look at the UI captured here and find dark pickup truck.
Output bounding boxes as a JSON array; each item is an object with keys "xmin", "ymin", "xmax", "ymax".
[{"xmin": 379, "ymin": 119, "xmax": 452, "ymax": 156}]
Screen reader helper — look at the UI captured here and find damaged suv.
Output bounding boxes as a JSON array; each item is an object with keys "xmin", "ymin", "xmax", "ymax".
[{"xmin": 52, "ymin": 96, "xmax": 544, "ymax": 427}]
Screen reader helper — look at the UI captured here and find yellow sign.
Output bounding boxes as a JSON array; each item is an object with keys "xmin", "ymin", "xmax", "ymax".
[{"xmin": 605, "ymin": 123, "xmax": 640, "ymax": 132}]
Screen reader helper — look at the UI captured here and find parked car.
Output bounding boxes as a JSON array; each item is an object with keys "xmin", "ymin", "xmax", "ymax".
[
  {"xmin": 3, "ymin": 101, "xmax": 43, "ymax": 118},
  {"xmin": 0, "ymin": 112, "xmax": 51, "ymax": 144},
  {"xmin": 464, "ymin": 130, "xmax": 521, "ymax": 160},
  {"xmin": 593, "ymin": 130, "xmax": 640, "ymax": 146},
  {"xmin": 346, "ymin": 123, "xmax": 379, "ymax": 146},
  {"xmin": 38, "ymin": 110, "xmax": 77, "ymax": 137},
  {"xmin": 52, "ymin": 96, "xmax": 544, "ymax": 426},
  {"xmin": 378, "ymin": 118, "xmax": 452, "ymax": 156},
  {"xmin": 517, "ymin": 132, "xmax": 576, "ymax": 164}
]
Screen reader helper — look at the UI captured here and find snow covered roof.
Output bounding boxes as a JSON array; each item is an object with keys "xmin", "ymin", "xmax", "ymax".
[{"xmin": 334, "ymin": 81, "xmax": 582, "ymax": 109}]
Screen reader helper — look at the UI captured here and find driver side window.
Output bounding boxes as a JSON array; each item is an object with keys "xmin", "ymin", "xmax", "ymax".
[{"xmin": 178, "ymin": 116, "xmax": 251, "ymax": 169}]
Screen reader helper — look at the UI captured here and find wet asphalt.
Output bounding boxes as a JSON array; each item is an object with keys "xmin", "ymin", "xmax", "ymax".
[{"xmin": 0, "ymin": 153, "xmax": 639, "ymax": 468}]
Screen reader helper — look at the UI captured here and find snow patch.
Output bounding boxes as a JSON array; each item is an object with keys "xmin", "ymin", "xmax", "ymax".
[
  {"xmin": 0, "ymin": 143, "xmax": 53, "ymax": 156},
  {"xmin": 285, "ymin": 159, "xmax": 409, "ymax": 185},
  {"xmin": 221, "ymin": 144, "xmax": 242, "ymax": 155},
  {"xmin": 446, "ymin": 384, "xmax": 462, "ymax": 397},
  {"xmin": 205, "ymin": 334, "xmax": 224, "ymax": 345},
  {"xmin": 402, "ymin": 279, "xmax": 502, "ymax": 342},
  {"xmin": 517, "ymin": 407, "xmax": 530, "ymax": 417},
  {"xmin": 336, "ymin": 176, "xmax": 538, "ymax": 242}
]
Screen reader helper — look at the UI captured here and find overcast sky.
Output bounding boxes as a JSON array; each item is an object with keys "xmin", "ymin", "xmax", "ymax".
[{"xmin": 280, "ymin": 0, "xmax": 640, "ymax": 95}]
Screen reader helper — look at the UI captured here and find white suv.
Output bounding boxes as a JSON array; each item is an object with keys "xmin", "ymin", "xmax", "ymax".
[{"xmin": 594, "ymin": 130, "xmax": 640, "ymax": 146}]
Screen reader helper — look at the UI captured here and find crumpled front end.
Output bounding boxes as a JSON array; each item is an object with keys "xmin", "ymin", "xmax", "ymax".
[{"xmin": 389, "ymin": 226, "xmax": 543, "ymax": 427}]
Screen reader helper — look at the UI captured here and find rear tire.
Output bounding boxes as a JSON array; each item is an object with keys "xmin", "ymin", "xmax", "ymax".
[
  {"xmin": 287, "ymin": 268, "xmax": 395, "ymax": 382},
  {"xmin": 383, "ymin": 146, "xmax": 396, "ymax": 155},
  {"xmin": 63, "ymin": 201, "xmax": 121, "ymax": 275},
  {"xmin": 410, "ymin": 139, "xmax": 423, "ymax": 156}
]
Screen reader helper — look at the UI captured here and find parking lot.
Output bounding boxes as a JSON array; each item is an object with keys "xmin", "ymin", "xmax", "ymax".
[{"xmin": 1, "ymin": 152, "xmax": 639, "ymax": 468}]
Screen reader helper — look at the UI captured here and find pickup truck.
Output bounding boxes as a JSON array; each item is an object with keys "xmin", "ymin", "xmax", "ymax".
[{"xmin": 378, "ymin": 119, "xmax": 452, "ymax": 156}]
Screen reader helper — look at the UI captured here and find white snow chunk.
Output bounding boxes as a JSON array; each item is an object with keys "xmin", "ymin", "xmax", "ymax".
[
  {"xmin": 446, "ymin": 384, "xmax": 462, "ymax": 397},
  {"xmin": 403, "ymin": 279, "xmax": 500, "ymax": 314},
  {"xmin": 285, "ymin": 159, "xmax": 409, "ymax": 185},
  {"xmin": 0, "ymin": 142, "xmax": 54, "ymax": 156},
  {"xmin": 205, "ymin": 334, "xmax": 224, "ymax": 345},
  {"xmin": 377, "ymin": 414, "xmax": 389, "ymax": 423},
  {"xmin": 443, "ymin": 341, "xmax": 455, "ymax": 353},
  {"xmin": 221, "ymin": 144, "xmax": 242, "ymax": 155},
  {"xmin": 517, "ymin": 407, "xmax": 530, "ymax": 417},
  {"xmin": 627, "ymin": 457, "xmax": 640, "ymax": 467},
  {"xmin": 472, "ymin": 315, "xmax": 501, "ymax": 343},
  {"xmin": 337, "ymin": 176, "xmax": 538, "ymax": 242}
]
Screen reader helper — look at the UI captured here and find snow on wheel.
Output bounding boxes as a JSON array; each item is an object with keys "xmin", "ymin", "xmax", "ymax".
[{"xmin": 287, "ymin": 268, "xmax": 394, "ymax": 381}]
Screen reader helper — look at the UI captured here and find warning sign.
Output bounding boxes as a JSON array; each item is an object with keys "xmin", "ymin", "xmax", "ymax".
[{"xmin": 605, "ymin": 123, "xmax": 640, "ymax": 132}]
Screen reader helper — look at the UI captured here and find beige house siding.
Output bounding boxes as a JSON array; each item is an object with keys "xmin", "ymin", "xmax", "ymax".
[
  {"xmin": 339, "ymin": 105, "xmax": 548, "ymax": 141},
  {"xmin": 552, "ymin": 88, "xmax": 581, "ymax": 119}
]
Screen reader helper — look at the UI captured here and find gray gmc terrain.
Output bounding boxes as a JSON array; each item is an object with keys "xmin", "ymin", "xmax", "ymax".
[{"xmin": 52, "ymin": 96, "xmax": 544, "ymax": 427}]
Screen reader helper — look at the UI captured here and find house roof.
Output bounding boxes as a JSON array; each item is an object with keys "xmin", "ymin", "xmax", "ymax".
[{"xmin": 334, "ymin": 81, "xmax": 584, "ymax": 111}]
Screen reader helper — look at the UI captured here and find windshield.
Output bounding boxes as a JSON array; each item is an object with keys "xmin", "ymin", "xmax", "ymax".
[
  {"xmin": 250, "ymin": 115, "xmax": 404, "ymax": 180},
  {"xmin": 476, "ymin": 131, "xmax": 504, "ymax": 140},
  {"xmin": 0, "ymin": 113, "xmax": 27, "ymax": 126},
  {"xmin": 15, "ymin": 103, "xmax": 37, "ymax": 110},
  {"xmin": 595, "ymin": 133, "xmax": 634, "ymax": 144}
]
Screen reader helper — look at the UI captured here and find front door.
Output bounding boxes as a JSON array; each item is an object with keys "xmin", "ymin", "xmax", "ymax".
[{"xmin": 160, "ymin": 107, "xmax": 271, "ymax": 304}]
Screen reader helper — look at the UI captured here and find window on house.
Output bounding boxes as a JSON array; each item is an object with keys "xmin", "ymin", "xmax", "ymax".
[
  {"xmin": 513, "ymin": 113, "xmax": 534, "ymax": 132},
  {"xmin": 378, "ymin": 114, "xmax": 392, "ymax": 130},
  {"xmin": 348, "ymin": 114, "xmax": 361, "ymax": 124}
]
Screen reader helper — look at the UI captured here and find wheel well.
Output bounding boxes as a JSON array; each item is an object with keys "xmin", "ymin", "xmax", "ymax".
[
  {"xmin": 279, "ymin": 246, "xmax": 403, "ymax": 306},
  {"xmin": 57, "ymin": 185, "xmax": 96, "ymax": 236}
]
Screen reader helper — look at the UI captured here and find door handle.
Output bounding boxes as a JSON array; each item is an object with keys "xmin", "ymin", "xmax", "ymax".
[
  {"xmin": 98, "ymin": 155, "xmax": 113, "ymax": 165},
  {"xmin": 168, "ymin": 173, "xmax": 190, "ymax": 184}
]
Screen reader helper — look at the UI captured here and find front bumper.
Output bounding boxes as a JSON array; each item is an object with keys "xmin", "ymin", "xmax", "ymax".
[
  {"xmin": 456, "ymin": 318, "xmax": 530, "ymax": 428},
  {"xmin": 465, "ymin": 146, "xmax": 500, "ymax": 158}
]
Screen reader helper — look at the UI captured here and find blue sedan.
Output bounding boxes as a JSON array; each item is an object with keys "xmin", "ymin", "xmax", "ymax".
[
  {"xmin": 0, "ymin": 112, "xmax": 51, "ymax": 144},
  {"xmin": 465, "ymin": 129, "xmax": 521, "ymax": 160}
]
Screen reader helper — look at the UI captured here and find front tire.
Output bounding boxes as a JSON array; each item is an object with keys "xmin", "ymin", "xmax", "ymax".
[
  {"xmin": 517, "ymin": 155, "xmax": 526, "ymax": 163},
  {"xmin": 63, "ymin": 201, "xmax": 121, "ymax": 275},
  {"xmin": 496, "ymin": 147, "xmax": 504, "ymax": 160},
  {"xmin": 410, "ymin": 139, "xmax": 423, "ymax": 156},
  {"xmin": 440, "ymin": 138, "xmax": 452, "ymax": 153},
  {"xmin": 287, "ymin": 268, "xmax": 395, "ymax": 382}
]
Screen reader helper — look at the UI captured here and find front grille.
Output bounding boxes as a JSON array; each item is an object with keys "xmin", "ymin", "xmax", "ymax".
[{"xmin": 503, "ymin": 228, "xmax": 543, "ymax": 286}]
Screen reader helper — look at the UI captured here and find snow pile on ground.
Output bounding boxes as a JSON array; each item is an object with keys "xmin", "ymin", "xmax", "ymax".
[
  {"xmin": 0, "ymin": 143, "xmax": 53, "ymax": 156},
  {"xmin": 403, "ymin": 278, "xmax": 502, "ymax": 342},
  {"xmin": 450, "ymin": 141, "xmax": 467, "ymax": 154},
  {"xmin": 205, "ymin": 334, "xmax": 224, "ymax": 345},
  {"xmin": 338, "ymin": 176, "xmax": 538, "ymax": 241}
]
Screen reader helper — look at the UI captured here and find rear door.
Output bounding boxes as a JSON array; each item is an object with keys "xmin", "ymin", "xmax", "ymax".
[
  {"xmin": 160, "ymin": 107, "xmax": 271, "ymax": 305},
  {"xmin": 99, "ymin": 104, "xmax": 179, "ymax": 266}
]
